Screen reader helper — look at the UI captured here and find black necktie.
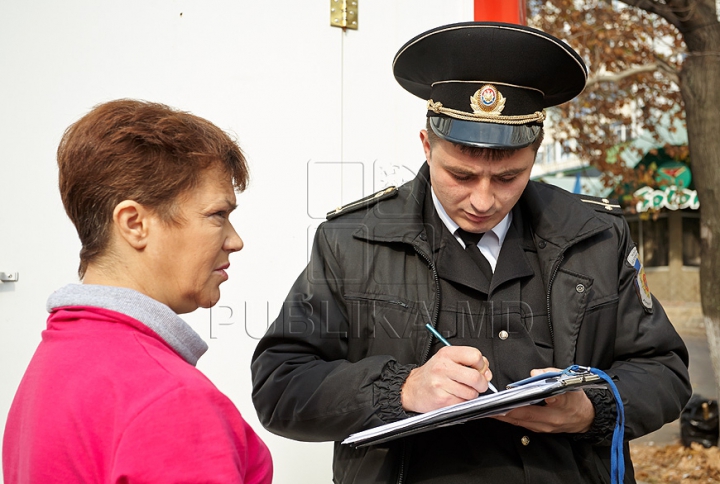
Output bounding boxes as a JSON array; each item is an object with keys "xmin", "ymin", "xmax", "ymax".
[{"xmin": 457, "ymin": 229, "xmax": 493, "ymax": 281}]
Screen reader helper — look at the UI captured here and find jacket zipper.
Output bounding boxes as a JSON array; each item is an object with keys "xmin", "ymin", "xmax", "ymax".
[
  {"xmin": 397, "ymin": 442, "xmax": 407, "ymax": 484},
  {"xmin": 413, "ymin": 244, "xmax": 441, "ymax": 365},
  {"xmin": 394, "ymin": 244, "xmax": 441, "ymax": 484},
  {"xmin": 545, "ymin": 253, "xmax": 564, "ymax": 346}
]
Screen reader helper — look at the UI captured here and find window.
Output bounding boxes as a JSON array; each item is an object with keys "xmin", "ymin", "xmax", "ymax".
[
  {"xmin": 626, "ymin": 214, "xmax": 669, "ymax": 267},
  {"xmin": 682, "ymin": 211, "xmax": 701, "ymax": 267},
  {"xmin": 611, "ymin": 122, "xmax": 629, "ymax": 143},
  {"xmin": 628, "ymin": 219, "xmax": 640, "ymax": 254}
]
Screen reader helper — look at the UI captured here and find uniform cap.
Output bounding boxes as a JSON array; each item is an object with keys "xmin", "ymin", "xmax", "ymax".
[{"xmin": 393, "ymin": 22, "xmax": 588, "ymax": 149}]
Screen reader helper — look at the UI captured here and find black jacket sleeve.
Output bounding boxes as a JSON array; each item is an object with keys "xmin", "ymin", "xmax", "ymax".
[{"xmin": 251, "ymin": 225, "xmax": 414, "ymax": 442}]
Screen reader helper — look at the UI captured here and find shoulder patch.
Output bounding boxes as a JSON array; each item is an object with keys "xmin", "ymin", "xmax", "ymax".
[
  {"xmin": 626, "ymin": 246, "xmax": 653, "ymax": 313},
  {"xmin": 577, "ymin": 195, "xmax": 623, "ymax": 215},
  {"xmin": 326, "ymin": 186, "xmax": 398, "ymax": 220}
]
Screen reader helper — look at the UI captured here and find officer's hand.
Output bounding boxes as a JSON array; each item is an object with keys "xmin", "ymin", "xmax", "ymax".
[
  {"xmin": 400, "ymin": 346, "xmax": 493, "ymax": 414},
  {"xmin": 493, "ymin": 367, "xmax": 595, "ymax": 433}
]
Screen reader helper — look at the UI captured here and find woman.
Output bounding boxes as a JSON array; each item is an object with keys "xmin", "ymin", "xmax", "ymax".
[{"xmin": 3, "ymin": 99, "xmax": 273, "ymax": 483}]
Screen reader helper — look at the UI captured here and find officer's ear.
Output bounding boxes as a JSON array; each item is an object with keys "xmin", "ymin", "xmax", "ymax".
[{"xmin": 420, "ymin": 129, "xmax": 432, "ymax": 162}]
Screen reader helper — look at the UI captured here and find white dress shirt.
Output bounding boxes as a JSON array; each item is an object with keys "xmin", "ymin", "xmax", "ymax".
[{"xmin": 431, "ymin": 188, "xmax": 512, "ymax": 272}]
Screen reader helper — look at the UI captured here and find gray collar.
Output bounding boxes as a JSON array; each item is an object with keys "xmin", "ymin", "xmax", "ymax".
[{"xmin": 47, "ymin": 284, "xmax": 208, "ymax": 366}]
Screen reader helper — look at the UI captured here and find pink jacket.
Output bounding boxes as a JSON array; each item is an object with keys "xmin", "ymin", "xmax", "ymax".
[{"xmin": 3, "ymin": 285, "xmax": 272, "ymax": 483}]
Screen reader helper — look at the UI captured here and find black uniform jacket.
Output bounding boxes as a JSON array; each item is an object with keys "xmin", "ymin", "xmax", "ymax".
[{"xmin": 251, "ymin": 163, "xmax": 691, "ymax": 484}]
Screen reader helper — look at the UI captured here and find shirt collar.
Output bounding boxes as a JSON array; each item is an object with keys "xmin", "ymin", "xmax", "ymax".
[{"xmin": 430, "ymin": 187, "xmax": 512, "ymax": 247}]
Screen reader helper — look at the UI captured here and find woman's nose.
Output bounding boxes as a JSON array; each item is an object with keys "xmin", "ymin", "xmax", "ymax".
[{"xmin": 225, "ymin": 223, "xmax": 244, "ymax": 253}]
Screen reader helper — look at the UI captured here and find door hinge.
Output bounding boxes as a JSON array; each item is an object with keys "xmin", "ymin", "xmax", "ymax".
[
  {"xmin": 330, "ymin": 0, "xmax": 358, "ymax": 30},
  {"xmin": 0, "ymin": 272, "xmax": 19, "ymax": 282}
]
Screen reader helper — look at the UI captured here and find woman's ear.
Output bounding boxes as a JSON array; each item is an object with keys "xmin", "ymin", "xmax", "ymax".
[{"xmin": 112, "ymin": 200, "xmax": 151, "ymax": 250}]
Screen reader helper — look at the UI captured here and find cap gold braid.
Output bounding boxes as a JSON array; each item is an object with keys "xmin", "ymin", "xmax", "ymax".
[{"xmin": 427, "ymin": 99, "xmax": 546, "ymax": 125}]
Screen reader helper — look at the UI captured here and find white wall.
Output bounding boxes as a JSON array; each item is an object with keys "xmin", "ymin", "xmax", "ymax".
[{"xmin": 0, "ymin": 1, "xmax": 472, "ymax": 482}]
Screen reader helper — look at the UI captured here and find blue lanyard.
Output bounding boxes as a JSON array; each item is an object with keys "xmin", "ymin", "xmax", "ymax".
[{"xmin": 565, "ymin": 365, "xmax": 625, "ymax": 484}]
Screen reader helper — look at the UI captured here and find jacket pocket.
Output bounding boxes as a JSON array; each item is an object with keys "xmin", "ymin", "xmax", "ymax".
[
  {"xmin": 343, "ymin": 292, "xmax": 429, "ymax": 364},
  {"xmin": 344, "ymin": 292, "xmax": 412, "ymax": 309},
  {"xmin": 586, "ymin": 295, "xmax": 619, "ymax": 314},
  {"xmin": 576, "ymin": 296, "xmax": 620, "ymax": 368}
]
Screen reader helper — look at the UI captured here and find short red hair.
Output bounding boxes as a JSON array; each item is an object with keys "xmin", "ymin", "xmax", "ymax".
[{"xmin": 57, "ymin": 99, "xmax": 248, "ymax": 278}]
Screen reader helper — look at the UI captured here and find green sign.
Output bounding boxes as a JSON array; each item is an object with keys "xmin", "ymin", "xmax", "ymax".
[
  {"xmin": 655, "ymin": 161, "xmax": 692, "ymax": 188},
  {"xmin": 634, "ymin": 185, "xmax": 699, "ymax": 212}
]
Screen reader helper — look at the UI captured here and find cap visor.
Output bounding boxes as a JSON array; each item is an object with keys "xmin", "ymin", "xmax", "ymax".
[{"xmin": 430, "ymin": 117, "xmax": 541, "ymax": 149}]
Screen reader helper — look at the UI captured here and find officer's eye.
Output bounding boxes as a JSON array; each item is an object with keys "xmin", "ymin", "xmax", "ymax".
[{"xmin": 450, "ymin": 172, "xmax": 472, "ymax": 182}]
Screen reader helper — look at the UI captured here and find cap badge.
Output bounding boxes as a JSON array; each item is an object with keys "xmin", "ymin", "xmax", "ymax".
[{"xmin": 471, "ymin": 85, "xmax": 506, "ymax": 115}]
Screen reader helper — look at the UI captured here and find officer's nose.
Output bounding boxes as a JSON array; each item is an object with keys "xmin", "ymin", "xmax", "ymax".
[{"xmin": 468, "ymin": 179, "xmax": 494, "ymax": 213}]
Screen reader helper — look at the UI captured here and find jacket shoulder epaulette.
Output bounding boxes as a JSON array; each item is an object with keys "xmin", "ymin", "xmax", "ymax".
[
  {"xmin": 326, "ymin": 186, "xmax": 399, "ymax": 220},
  {"xmin": 575, "ymin": 194, "xmax": 623, "ymax": 215}
]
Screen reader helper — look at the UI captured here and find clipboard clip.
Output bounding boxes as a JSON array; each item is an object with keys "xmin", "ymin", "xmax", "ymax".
[
  {"xmin": 560, "ymin": 366, "xmax": 601, "ymax": 386},
  {"xmin": 505, "ymin": 365, "xmax": 599, "ymax": 389}
]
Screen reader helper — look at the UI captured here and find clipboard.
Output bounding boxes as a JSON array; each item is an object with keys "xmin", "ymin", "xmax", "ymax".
[{"xmin": 342, "ymin": 366, "xmax": 606, "ymax": 448}]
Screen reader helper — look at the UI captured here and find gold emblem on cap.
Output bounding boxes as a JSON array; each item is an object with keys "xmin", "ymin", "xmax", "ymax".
[{"xmin": 471, "ymin": 84, "xmax": 506, "ymax": 115}]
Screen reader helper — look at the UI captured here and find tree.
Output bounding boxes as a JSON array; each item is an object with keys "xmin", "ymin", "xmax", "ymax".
[{"xmin": 528, "ymin": 0, "xmax": 720, "ymax": 395}]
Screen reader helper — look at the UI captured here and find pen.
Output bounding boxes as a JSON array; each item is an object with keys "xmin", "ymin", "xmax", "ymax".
[{"xmin": 425, "ymin": 323, "xmax": 499, "ymax": 393}]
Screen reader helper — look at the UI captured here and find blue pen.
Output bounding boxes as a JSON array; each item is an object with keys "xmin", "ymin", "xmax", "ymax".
[{"xmin": 425, "ymin": 323, "xmax": 499, "ymax": 393}]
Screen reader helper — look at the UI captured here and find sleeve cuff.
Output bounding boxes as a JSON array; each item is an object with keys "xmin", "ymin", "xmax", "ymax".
[
  {"xmin": 373, "ymin": 360, "xmax": 417, "ymax": 423},
  {"xmin": 573, "ymin": 387, "xmax": 617, "ymax": 446}
]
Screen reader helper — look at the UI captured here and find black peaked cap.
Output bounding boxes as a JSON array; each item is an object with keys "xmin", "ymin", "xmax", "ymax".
[{"xmin": 393, "ymin": 22, "xmax": 588, "ymax": 149}]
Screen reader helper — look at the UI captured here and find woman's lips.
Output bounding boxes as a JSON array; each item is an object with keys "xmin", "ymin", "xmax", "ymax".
[{"xmin": 214, "ymin": 264, "xmax": 230, "ymax": 280}]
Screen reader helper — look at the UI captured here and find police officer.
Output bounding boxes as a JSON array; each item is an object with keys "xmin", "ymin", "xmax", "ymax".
[{"xmin": 251, "ymin": 22, "xmax": 691, "ymax": 483}]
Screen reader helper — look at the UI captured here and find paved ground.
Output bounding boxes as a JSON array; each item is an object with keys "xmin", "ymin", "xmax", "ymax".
[{"xmin": 634, "ymin": 329, "xmax": 717, "ymax": 445}]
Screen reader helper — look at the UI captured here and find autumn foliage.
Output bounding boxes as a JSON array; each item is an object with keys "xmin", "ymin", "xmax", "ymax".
[{"xmin": 527, "ymin": 0, "xmax": 688, "ymax": 205}]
